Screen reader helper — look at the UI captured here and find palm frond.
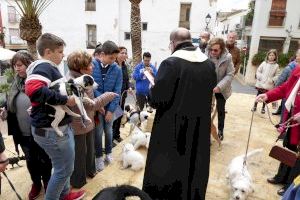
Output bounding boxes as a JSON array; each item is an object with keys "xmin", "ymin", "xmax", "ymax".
[{"xmin": 14, "ymin": 0, "xmax": 54, "ymax": 18}]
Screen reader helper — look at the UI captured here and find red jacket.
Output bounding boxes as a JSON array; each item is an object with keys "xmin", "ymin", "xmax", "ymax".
[{"xmin": 266, "ymin": 66, "xmax": 300, "ymax": 145}]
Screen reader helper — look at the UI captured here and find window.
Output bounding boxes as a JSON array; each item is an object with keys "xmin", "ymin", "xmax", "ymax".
[
  {"xmin": 179, "ymin": 3, "xmax": 191, "ymax": 29},
  {"xmin": 298, "ymin": 18, "xmax": 300, "ymax": 28},
  {"xmin": 9, "ymin": 28, "xmax": 23, "ymax": 44},
  {"xmin": 268, "ymin": 0, "xmax": 287, "ymax": 26},
  {"xmin": 258, "ymin": 37, "xmax": 285, "ymax": 53},
  {"xmin": 142, "ymin": 22, "xmax": 148, "ymax": 31},
  {"xmin": 289, "ymin": 39, "xmax": 300, "ymax": 52},
  {"xmin": 8, "ymin": 6, "xmax": 18, "ymax": 23},
  {"xmin": 124, "ymin": 32, "xmax": 131, "ymax": 40},
  {"xmin": 85, "ymin": 0, "xmax": 96, "ymax": 11},
  {"xmin": 86, "ymin": 25, "xmax": 97, "ymax": 48}
]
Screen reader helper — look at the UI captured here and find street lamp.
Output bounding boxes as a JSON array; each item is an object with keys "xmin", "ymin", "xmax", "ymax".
[{"xmin": 205, "ymin": 14, "xmax": 212, "ymax": 31}]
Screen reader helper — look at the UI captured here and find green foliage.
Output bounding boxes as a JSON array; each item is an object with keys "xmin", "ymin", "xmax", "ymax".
[
  {"xmin": 0, "ymin": 68, "xmax": 14, "ymax": 94},
  {"xmin": 252, "ymin": 51, "xmax": 295, "ymax": 68},
  {"xmin": 251, "ymin": 51, "xmax": 267, "ymax": 66},
  {"xmin": 245, "ymin": 1, "xmax": 255, "ymax": 26},
  {"xmin": 14, "ymin": 0, "xmax": 54, "ymax": 18}
]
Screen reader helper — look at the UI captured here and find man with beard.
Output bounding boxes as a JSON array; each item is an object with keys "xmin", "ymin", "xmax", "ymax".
[
  {"xmin": 142, "ymin": 27, "xmax": 217, "ymax": 200},
  {"xmin": 226, "ymin": 31, "xmax": 241, "ymax": 75},
  {"xmin": 199, "ymin": 31, "xmax": 210, "ymax": 53}
]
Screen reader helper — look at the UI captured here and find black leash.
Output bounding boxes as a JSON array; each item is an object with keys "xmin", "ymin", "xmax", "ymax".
[{"xmin": 1, "ymin": 172, "xmax": 22, "ymax": 200}]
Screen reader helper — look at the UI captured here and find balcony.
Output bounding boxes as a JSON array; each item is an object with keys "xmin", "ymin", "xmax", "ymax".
[
  {"xmin": 8, "ymin": 14, "xmax": 20, "ymax": 23},
  {"xmin": 9, "ymin": 36, "xmax": 26, "ymax": 45}
]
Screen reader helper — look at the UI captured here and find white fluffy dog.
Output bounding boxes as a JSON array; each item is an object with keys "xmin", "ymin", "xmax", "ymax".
[
  {"xmin": 227, "ymin": 148, "xmax": 263, "ymax": 200},
  {"xmin": 121, "ymin": 143, "xmax": 145, "ymax": 171},
  {"xmin": 131, "ymin": 130, "xmax": 151, "ymax": 149}
]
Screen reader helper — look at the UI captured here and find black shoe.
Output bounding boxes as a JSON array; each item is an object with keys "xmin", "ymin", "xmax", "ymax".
[
  {"xmin": 267, "ymin": 177, "xmax": 283, "ymax": 185},
  {"xmin": 272, "ymin": 111, "xmax": 281, "ymax": 115},
  {"xmin": 218, "ymin": 130, "xmax": 224, "ymax": 141},
  {"xmin": 277, "ymin": 187, "xmax": 286, "ymax": 196},
  {"xmin": 251, "ymin": 107, "xmax": 257, "ymax": 112},
  {"xmin": 114, "ymin": 137, "xmax": 122, "ymax": 143},
  {"xmin": 261, "ymin": 108, "xmax": 265, "ymax": 114}
]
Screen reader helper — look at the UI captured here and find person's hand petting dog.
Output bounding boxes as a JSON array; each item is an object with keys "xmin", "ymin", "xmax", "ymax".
[
  {"xmin": 105, "ymin": 111, "xmax": 113, "ymax": 122},
  {"xmin": 293, "ymin": 112, "xmax": 300, "ymax": 123},
  {"xmin": 66, "ymin": 96, "xmax": 76, "ymax": 107},
  {"xmin": 0, "ymin": 152, "xmax": 8, "ymax": 172},
  {"xmin": 213, "ymin": 87, "xmax": 220, "ymax": 93},
  {"xmin": 256, "ymin": 94, "xmax": 268, "ymax": 102}
]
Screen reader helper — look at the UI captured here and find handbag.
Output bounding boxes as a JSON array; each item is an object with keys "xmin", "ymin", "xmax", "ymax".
[{"xmin": 269, "ymin": 145, "xmax": 298, "ymax": 167}]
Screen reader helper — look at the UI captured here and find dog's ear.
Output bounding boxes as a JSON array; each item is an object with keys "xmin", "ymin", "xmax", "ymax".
[
  {"xmin": 70, "ymin": 84, "xmax": 80, "ymax": 96},
  {"xmin": 83, "ymin": 75, "xmax": 94, "ymax": 87},
  {"xmin": 68, "ymin": 79, "xmax": 74, "ymax": 84}
]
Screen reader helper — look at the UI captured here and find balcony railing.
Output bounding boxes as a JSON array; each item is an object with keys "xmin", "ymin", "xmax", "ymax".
[{"xmin": 9, "ymin": 36, "xmax": 26, "ymax": 45}]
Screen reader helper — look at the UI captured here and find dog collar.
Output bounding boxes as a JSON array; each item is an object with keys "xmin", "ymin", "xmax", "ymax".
[{"xmin": 65, "ymin": 83, "xmax": 73, "ymax": 96}]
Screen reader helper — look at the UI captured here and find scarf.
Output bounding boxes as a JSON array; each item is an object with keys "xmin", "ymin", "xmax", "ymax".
[
  {"xmin": 7, "ymin": 75, "xmax": 25, "ymax": 113},
  {"xmin": 285, "ymin": 77, "xmax": 300, "ymax": 112}
]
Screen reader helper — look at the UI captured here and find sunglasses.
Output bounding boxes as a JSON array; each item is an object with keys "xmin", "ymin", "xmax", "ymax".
[{"xmin": 210, "ymin": 48, "xmax": 220, "ymax": 52}]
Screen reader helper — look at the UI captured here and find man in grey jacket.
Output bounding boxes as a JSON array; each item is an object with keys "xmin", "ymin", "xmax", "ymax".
[{"xmin": 207, "ymin": 37, "xmax": 235, "ymax": 140}]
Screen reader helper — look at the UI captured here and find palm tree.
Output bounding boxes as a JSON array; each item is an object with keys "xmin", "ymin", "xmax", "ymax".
[
  {"xmin": 129, "ymin": 0, "xmax": 142, "ymax": 67},
  {"xmin": 15, "ymin": 0, "xmax": 54, "ymax": 58}
]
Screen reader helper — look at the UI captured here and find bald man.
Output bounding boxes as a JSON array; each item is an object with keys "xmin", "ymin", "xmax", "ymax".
[
  {"xmin": 199, "ymin": 31, "xmax": 210, "ymax": 53},
  {"xmin": 142, "ymin": 27, "xmax": 217, "ymax": 200},
  {"xmin": 226, "ymin": 31, "xmax": 241, "ymax": 75}
]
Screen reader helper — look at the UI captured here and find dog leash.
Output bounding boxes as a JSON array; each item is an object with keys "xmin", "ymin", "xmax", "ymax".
[
  {"xmin": 1, "ymin": 172, "xmax": 22, "ymax": 200},
  {"xmin": 243, "ymin": 106, "xmax": 255, "ymax": 167},
  {"xmin": 263, "ymin": 101, "xmax": 299, "ymax": 130}
]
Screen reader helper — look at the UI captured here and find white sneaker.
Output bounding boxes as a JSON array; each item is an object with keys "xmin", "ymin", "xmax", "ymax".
[
  {"xmin": 105, "ymin": 153, "xmax": 113, "ymax": 164},
  {"xmin": 95, "ymin": 157, "xmax": 104, "ymax": 172}
]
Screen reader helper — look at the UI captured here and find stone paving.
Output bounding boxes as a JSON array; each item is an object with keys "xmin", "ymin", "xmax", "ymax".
[{"xmin": 0, "ymin": 82, "xmax": 283, "ymax": 200}]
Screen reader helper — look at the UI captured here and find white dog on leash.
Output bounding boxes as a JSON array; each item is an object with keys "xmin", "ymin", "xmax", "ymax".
[
  {"xmin": 131, "ymin": 130, "xmax": 151, "ymax": 150},
  {"xmin": 227, "ymin": 148, "xmax": 263, "ymax": 200},
  {"xmin": 121, "ymin": 143, "xmax": 145, "ymax": 171}
]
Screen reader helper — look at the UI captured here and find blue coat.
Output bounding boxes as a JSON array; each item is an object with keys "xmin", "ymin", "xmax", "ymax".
[
  {"xmin": 132, "ymin": 62, "xmax": 157, "ymax": 95},
  {"xmin": 92, "ymin": 59, "xmax": 122, "ymax": 113}
]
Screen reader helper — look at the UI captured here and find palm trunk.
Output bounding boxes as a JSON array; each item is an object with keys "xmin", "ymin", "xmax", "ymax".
[
  {"xmin": 27, "ymin": 41, "xmax": 38, "ymax": 60},
  {"xmin": 130, "ymin": 1, "xmax": 142, "ymax": 67}
]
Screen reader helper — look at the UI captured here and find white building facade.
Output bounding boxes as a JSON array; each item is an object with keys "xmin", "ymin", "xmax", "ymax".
[
  {"xmin": 244, "ymin": 0, "xmax": 300, "ymax": 84},
  {"xmin": 0, "ymin": 0, "xmax": 218, "ymax": 65}
]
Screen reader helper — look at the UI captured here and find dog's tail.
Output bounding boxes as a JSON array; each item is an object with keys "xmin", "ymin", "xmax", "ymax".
[{"xmin": 244, "ymin": 148, "xmax": 263, "ymax": 159}]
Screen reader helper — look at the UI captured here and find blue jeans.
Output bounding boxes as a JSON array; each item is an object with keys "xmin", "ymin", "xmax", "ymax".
[
  {"xmin": 32, "ymin": 125, "xmax": 75, "ymax": 200},
  {"xmin": 94, "ymin": 114, "xmax": 113, "ymax": 158}
]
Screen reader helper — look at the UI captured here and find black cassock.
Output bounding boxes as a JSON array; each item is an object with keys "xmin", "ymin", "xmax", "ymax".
[{"xmin": 142, "ymin": 44, "xmax": 217, "ymax": 200}]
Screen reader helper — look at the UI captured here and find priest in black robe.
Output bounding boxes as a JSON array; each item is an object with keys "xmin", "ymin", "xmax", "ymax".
[{"xmin": 142, "ymin": 27, "xmax": 217, "ymax": 200}]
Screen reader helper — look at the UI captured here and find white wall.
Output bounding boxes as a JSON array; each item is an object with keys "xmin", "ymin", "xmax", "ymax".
[
  {"xmin": 245, "ymin": 0, "xmax": 300, "ymax": 84},
  {"xmin": 38, "ymin": 0, "xmax": 216, "ymax": 66}
]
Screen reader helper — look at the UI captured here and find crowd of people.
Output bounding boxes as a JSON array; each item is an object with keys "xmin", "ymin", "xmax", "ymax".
[{"xmin": 0, "ymin": 27, "xmax": 299, "ymax": 200}]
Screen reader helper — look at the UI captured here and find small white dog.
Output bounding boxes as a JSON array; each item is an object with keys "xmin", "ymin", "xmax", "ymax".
[
  {"xmin": 121, "ymin": 143, "xmax": 145, "ymax": 171},
  {"xmin": 131, "ymin": 130, "xmax": 151, "ymax": 149},
  {"xmin": 49, "ymin": 74, "xmax": 97, "ymax": 136},
  {"xmin": 122, "ymin": 104, "xmax": 149, "ymax": 134},
  {"xmin": 227, "ymin": 148, "xmax": 263, "ymax": 200}
]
